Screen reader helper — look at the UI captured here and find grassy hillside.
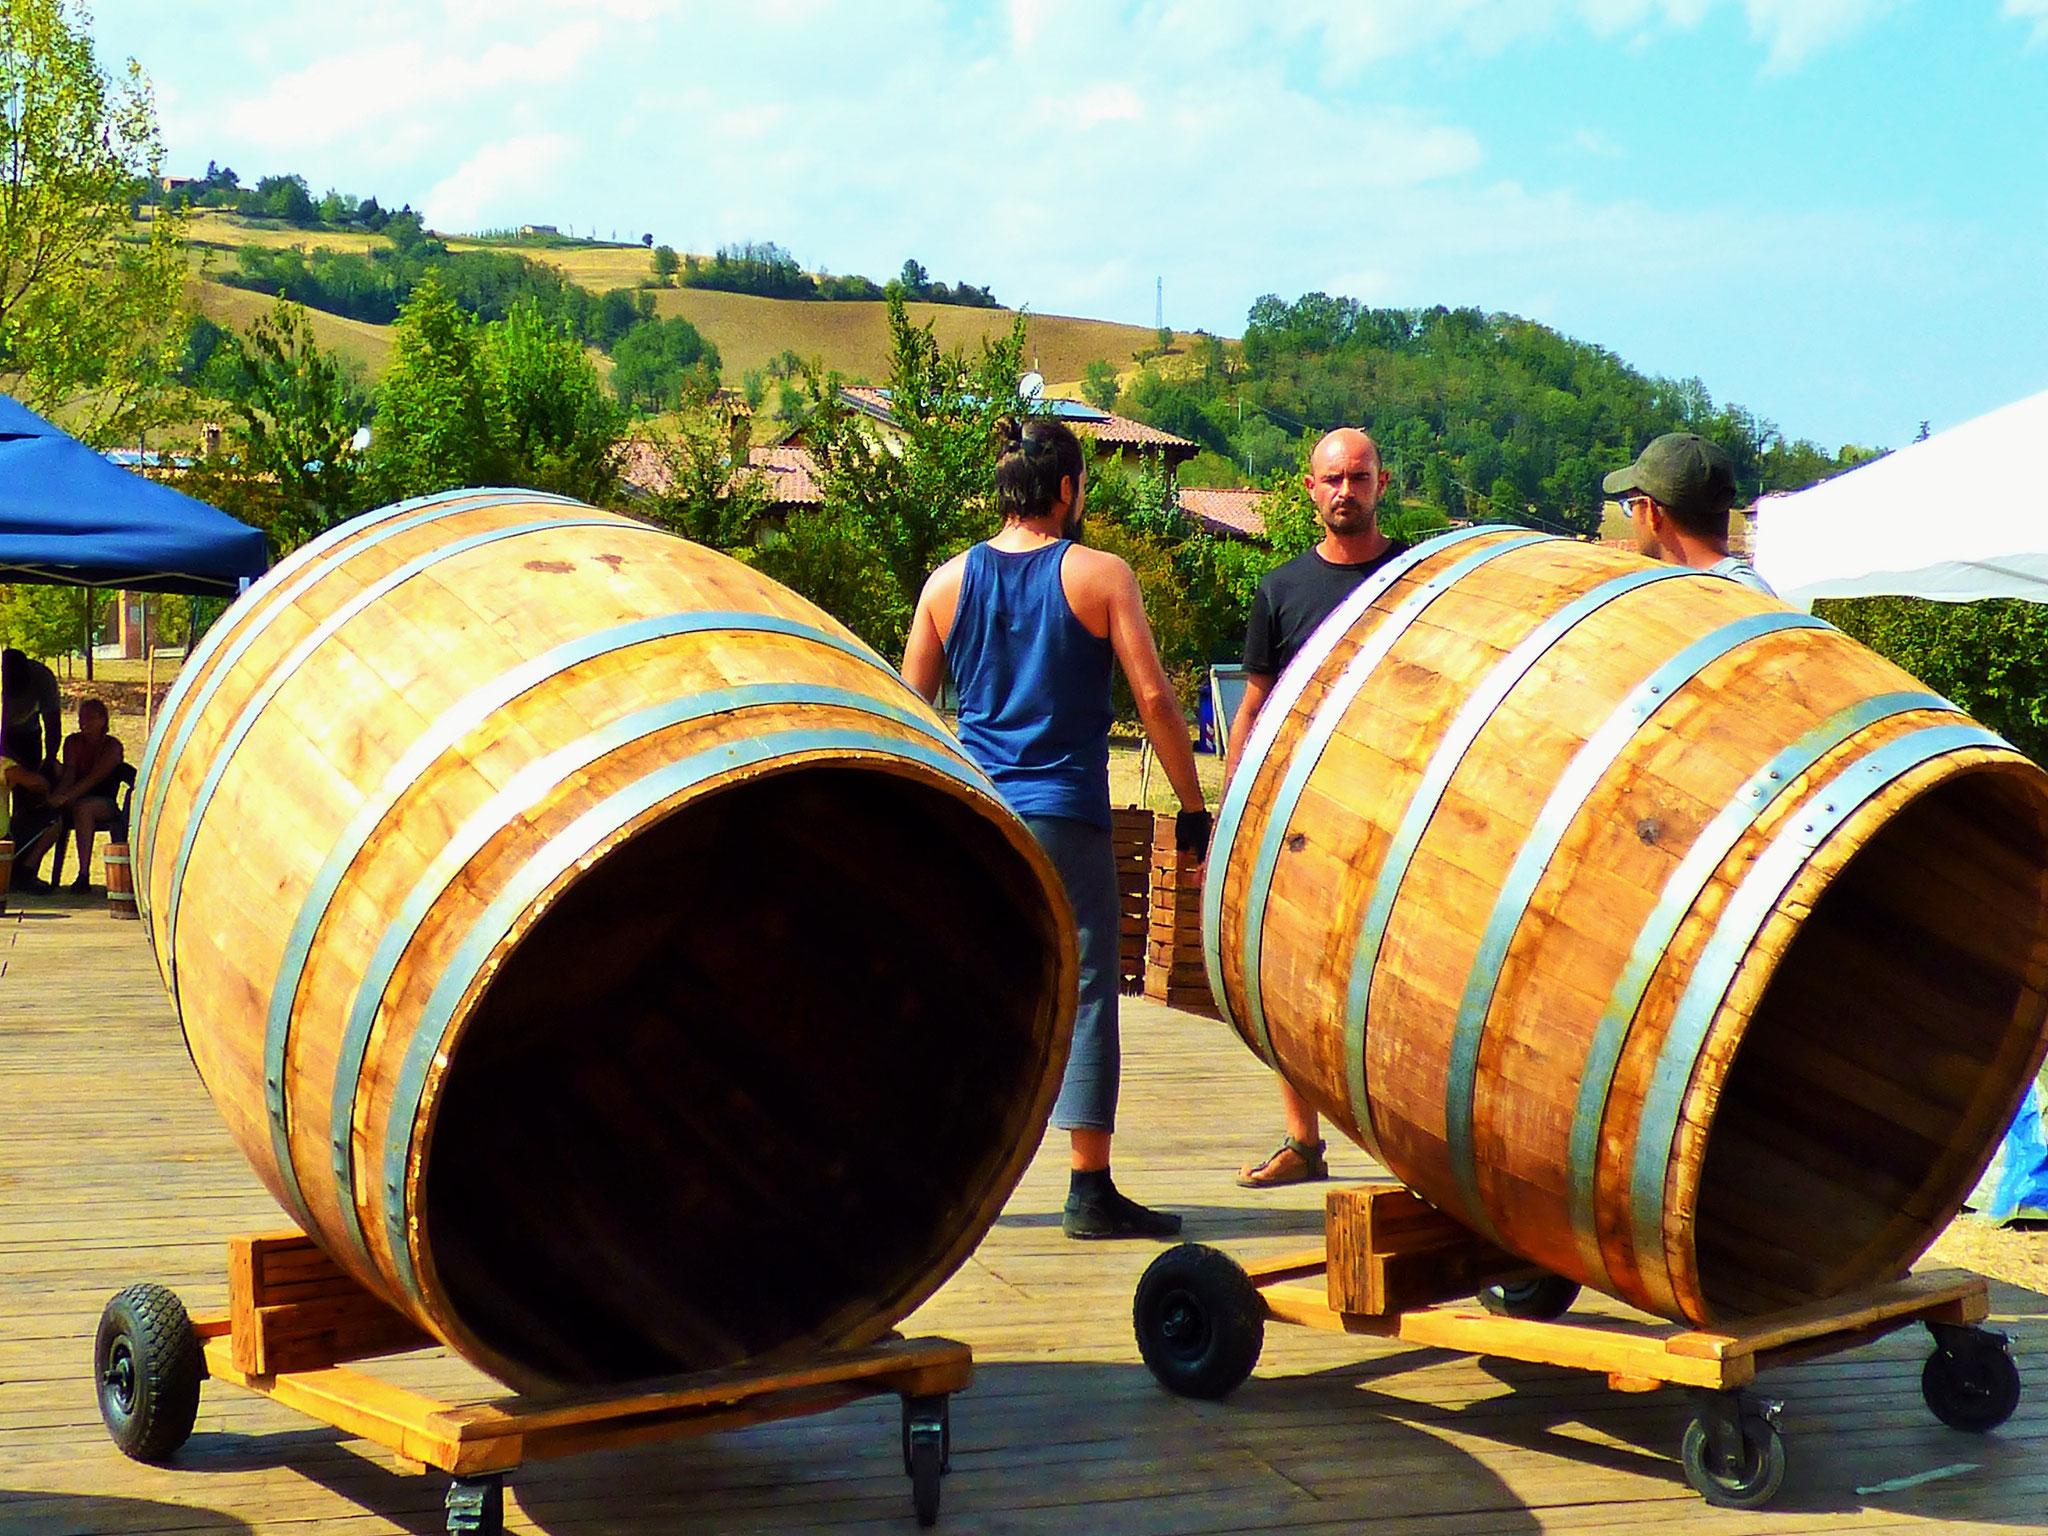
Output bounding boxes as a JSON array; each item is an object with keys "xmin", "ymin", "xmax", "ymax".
[
  {"xmin": 185, "ymin": 275, "xmax": 394, "ymax": 376},
  {"xmin": 179, "ymin": 212, "xmax": 1166, "ymax": 394}
]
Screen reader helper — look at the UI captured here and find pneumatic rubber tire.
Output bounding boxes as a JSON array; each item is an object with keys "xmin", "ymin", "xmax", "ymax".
[
  {"xmin": 95, "ymin": 1283, "xmax": 204, "ymax": 1462},
  {"xmin": 1133, "ymin": 1243, "xmax": 1265, "ymax": 1399},
  {"xmin": 1478, "ymin": 1274, "xmax": 1582, "ymax": 1321}
]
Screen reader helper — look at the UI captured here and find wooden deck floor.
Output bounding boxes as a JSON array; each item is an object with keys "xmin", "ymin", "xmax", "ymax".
[{"xmin": 5, "ymin": 894, "xmax": 2047, "ymax": 1534}]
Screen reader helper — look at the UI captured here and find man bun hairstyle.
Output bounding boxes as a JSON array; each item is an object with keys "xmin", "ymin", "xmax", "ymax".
[{"xmin": 994, "ymin": 415, "xmax": 1085, "ymax": 521}]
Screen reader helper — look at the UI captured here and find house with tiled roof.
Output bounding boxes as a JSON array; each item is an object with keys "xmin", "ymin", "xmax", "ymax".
[
  {"xmin": 1176, "ymin": 486, "xmax": 1266, "ymax": 541},
  {"xmin": 825, "ymin": 386, "xmax": 1201, "ymax": 472}
]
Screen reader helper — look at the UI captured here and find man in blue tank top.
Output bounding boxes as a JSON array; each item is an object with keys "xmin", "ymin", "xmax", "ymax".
[{"xmin": 904, "ymin": 416, "xmax": 1209, "ymax": 1239}]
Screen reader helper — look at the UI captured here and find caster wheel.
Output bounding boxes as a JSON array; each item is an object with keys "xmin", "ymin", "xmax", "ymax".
[
  {"xmin": 910, "ymin": 1429, "xmax": 943, "ymax": 1526},
  {"xmin": 901, "ymin": 1392, "xmax": 951, "ymax": 1474},
  {"xmin": 95, "ymin": 1283, "xmax": 203, "ymax": 1463},
  {"xmin": 1680, "ymin": 1411, "xmax": 1786, "ymax": 1509},
  {"xmin": 1478, "ymin": 1274, "xmax": 1582, "ymax": 1321},
  {"xmin": 1923, "ymin": 1332, "xmax": 2021, "ymax": 1432},
  {"xmin": 446, "ymin": 1475, "xmax": 505, "ymax": 1535},
  {"xmin": 1133, "ymin": 1244, "xmax": 1264, "ymax": 1400}
]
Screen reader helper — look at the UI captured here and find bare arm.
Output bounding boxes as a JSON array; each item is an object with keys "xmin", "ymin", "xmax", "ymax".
[
  {"xmin": 1223, "ymin": 671, "xmax": 1277, "ymax": 786},
  {"xmin": 901, "ymin": 583, "xmax": 948, "ymax": 707},
  {"xmin": 1102, "ymin": 561, "xmax": 1204, "ymax": 813}
]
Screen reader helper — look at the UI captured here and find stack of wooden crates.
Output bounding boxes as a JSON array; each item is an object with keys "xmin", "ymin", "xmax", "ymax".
[
  {"xmin": 1143, "ymin": 811, "xmax": 1219, "ymax": 1018},
  {"xmin": 1110, "ymin": 806, "xmax": 1219, "ymax": 1017}
]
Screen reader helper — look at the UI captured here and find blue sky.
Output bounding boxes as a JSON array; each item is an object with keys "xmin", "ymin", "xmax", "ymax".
[{"xmin": 90, "ymin": 1, "xmax": 2048, "ymax": 452}]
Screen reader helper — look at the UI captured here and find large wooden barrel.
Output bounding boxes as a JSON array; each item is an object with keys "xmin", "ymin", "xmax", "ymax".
[
  {"xmin": 1206, "ymin": 526, "xmax": 2048, "ymax": 1326},
  {"xmin": 135, "ymin": 489, "xmax": 1076, "ymax": 1387}
]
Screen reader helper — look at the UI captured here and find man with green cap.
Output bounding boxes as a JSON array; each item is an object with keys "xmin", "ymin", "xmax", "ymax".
[{"xmin": 1604, "ymin": 433, "xmax": 1774, "ymax": 596}]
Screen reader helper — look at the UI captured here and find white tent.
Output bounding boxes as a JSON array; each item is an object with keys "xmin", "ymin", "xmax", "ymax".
[{"xmin": 1753, "ymin": 386, "xmax": 2048, "ymax": 604}]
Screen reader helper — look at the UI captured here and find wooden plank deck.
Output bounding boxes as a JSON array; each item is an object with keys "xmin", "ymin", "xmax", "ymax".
[{"xmin": 5, "ymin": 891, "xmax": 2047, "ymax": 1533}]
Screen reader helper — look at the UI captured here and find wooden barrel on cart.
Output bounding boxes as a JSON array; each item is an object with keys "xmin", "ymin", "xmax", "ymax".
[
  {"xmin": 1206, "ymin": 526, "xmax": 2048, "ymax": 1327},
  {"xmin": 134, "ymin": 488, "xmax": 1077, "ymax": 1388}
]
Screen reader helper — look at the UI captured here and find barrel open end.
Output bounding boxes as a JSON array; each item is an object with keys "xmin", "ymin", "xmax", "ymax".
[
  {"xmin": 416, "ymin": 763, "xmax": 1072, "ymax": 1386},
  {"xmin": 1692, "ymin": 759, "xmax": 2048, "ymax": 1320}
]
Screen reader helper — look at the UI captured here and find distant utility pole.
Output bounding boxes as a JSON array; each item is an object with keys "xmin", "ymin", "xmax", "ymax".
[{"xmin": 1155, "ymin": 276, "xmax": 1163, "ymax": 332}]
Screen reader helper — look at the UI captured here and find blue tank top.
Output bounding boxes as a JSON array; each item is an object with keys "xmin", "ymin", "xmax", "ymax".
[{"xmin": 944, "ymin": 540, "xmax": 1113, "ymax": 828}]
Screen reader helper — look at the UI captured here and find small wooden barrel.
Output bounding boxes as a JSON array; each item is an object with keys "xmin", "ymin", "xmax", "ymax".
[
  {"xmin": 103, "ymin": 842, "xmax": 137, "ymax": 918},
  {"xmin": 135, "ymin": 489, "xmax": 1077, "ymax": 1387},
  {"xmin": 1207, "ymin": 527, "xmax": 2048, "ymax": 1326}
]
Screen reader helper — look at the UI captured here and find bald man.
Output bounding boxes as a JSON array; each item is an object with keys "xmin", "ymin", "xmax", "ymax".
[{"xmin": 1229, "ymin": 428, "xmax": 1406, "ymax": 1187}]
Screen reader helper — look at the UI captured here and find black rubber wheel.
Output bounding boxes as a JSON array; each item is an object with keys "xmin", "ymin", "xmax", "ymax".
[
  {"xmin": 1923, "ymin": 1337, "xmax": 2022, "ymax": 1432},
  {"xmin": 1680, "ymin": 1413, "xmax": 1787, "ymax": 1509},
  {"xmin": 95, "ymin": 1283, "xmax": 203, "ymax": 1463},
  {"xmin": 1133, "ymin": 1244, "xmax": 1264, "ymax": 1399},
  {"xmin": 910, "ymin": 1431, "xmax": 943, "ymax": 1526},
  {"xmin": 1478, "ymin": 1274, "xmax": 1582, "ymax": 1321},
  {"xmin": 901, "ymin": 1392, "xmax": 952, "ymax": 1475}
]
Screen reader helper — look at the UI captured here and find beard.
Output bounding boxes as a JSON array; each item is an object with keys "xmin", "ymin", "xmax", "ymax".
[
  {"xmin": 1063, "ymin": 506, "xmax": 1085, "ymax": 539},
  {"xmin": 1320, "ymin": 499, "xmax": 1376, "ymax": 536}
]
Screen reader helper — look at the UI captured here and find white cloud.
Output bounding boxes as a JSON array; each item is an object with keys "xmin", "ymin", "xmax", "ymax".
[
  {"xmin": 1740, "ymin": 0, "xmax": 1902, "ymax": 71},
  {"xmin": 2005, "ymin": 0, "xmax": 2048, "ymax": 46},
  {"xmin": 425, "ymin": 134, "xmax": 576, "ymax": 229}
]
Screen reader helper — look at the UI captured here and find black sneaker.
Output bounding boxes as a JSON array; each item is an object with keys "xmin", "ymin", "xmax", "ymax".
[{"xmin": 1063, "ymin": 1186, "xmax": 1182, "ymax": 1240}]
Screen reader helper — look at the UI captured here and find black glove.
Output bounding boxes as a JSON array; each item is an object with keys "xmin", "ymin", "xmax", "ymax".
[{"xmin": 1175, "ymin": 808, "xmax": 1213, "ymax": 861}]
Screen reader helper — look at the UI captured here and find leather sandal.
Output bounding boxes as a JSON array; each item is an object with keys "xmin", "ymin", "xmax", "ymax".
[{"xmin": 1237, "ymin": 1135, "xmax": 1328, "ymax": 1188}]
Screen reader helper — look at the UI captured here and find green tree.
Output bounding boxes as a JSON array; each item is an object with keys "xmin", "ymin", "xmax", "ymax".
[
  {"xmin": 652, "ymin": 243, "xmax": 679, "ymax": 283},
  {"xmin": 794, "ymin": 290, "xmax": 1026, "ymax": 651},
  {"xmin": 190, "ymin": 298, "xmax": 370, "ymax": 552},
  {"xmin": 0, "ymin": 582, "xmax": 109, "ymax": 663},
  {"xmin": 1820, "ymin": 597, "xmax": 2048, "ymax": 765},
  {"xmin": 484, "ymin": 299, "xmax": 624, "ymax": 503},
  {"xmin": 0, "ymin": 0, "xmax": 186, "ymax": 441},
  {"xmin": 1082, "ymin": 358, "xmax": 1118, "ymax": 412},
  {"xmin": 739, "ymin": 509, "xmax": 903, "ymax": 653},
  {"xmin": 370, "ymin": 269, "xmax": 498, "ymax": 498},
  {"xmin": 609, "ymin": 314, "xmax": 720, "ymax": 413}
]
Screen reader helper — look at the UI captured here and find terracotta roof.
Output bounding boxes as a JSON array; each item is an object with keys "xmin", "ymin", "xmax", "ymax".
[
  {"xmin": 1177, "ymin": 486, "xmax": 1266, "ymax": 539},
  {"xmin": 615, "ymin": 438, "xmax": 670, "ymax": 498},
  {"xmin": 837, "ymin": 385, "xmax": 1199, "ymax": 457},
  {"xmin": 615, "ymin": 438, "xmax": 823, "ymax": 510},
  {"xmin": 744, "ymin": 444, "xmax": 823, "ymax": 507}
]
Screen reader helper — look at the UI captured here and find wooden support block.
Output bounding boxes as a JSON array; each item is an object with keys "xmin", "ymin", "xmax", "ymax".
[
  {"xmin": 228, "ymin": 1230, "xmax": 435, "ymax": 1376},
  {"xmin": 1324, "ymin": 1184, "xmax": 1534, "ymax": 1316}
]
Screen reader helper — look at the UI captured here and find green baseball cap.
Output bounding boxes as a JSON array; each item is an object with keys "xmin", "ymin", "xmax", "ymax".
[{"xmin": 1603, "ymin": 433, "xmax": 1737, "ymax": 520}]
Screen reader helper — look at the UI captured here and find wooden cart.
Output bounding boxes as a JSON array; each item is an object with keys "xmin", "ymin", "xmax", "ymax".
[
  {"xmin": 1132, "ymin": 1184, "xmax": 2021, "ymax": 1509},
  {"xmin": 94, "ymin": 1231, "xmax": 970, "ymax": 1531}
]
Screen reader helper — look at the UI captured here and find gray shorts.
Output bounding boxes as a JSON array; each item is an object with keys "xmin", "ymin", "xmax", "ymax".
[{"xmin": 1025, "ymin": 815, "xmax": 1119, "ymax": 1134}]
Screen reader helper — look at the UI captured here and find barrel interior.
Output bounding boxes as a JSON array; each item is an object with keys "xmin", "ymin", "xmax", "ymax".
[
  {"xmin": 1696, "ymin": 768, "xmax": 2048, "ymax": 1318},
  {"xmin": 422, "ymin": 766, "xmax": 1064, "ymax": 1385}
]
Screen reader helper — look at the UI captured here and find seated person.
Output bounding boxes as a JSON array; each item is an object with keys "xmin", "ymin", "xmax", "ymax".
[
  {"xmin": 30, "ymin": 699, "xmax": 124, "ymax": 892},
  {"xmin": 2, "ymin": 752, "xmax": 52, "ymax": 901}
]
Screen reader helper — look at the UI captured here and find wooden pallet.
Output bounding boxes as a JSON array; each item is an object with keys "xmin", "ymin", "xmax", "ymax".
[
  {"xmin": 1250, "ymin": 1186, "xmax": 1988, "ymax": 1390},
  {"xmin": 159, "ymin": 1232, "xmax": 971, "ymax": 1531},
  {"xmin": 1142, "ymin": 1184, "xmax": 2014, "ymax": 1509}
]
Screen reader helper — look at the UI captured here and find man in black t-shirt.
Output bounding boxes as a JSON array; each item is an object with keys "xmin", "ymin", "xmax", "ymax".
[{"xmin": 1229, "ymin": 427, "xmax": 1407, "ymax": 1187}]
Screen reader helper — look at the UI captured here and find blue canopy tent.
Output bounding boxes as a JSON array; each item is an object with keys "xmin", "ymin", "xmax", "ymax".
[{"xmin": 0, "ymin": 394, "xmax": 267, "ymax": 596}]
